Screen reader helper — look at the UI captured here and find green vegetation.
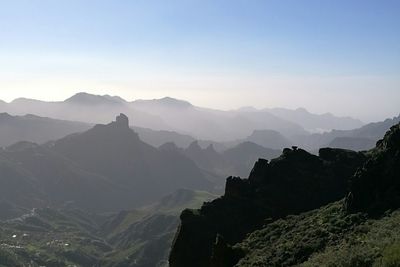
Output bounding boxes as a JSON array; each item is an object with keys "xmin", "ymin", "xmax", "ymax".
[
  {"xmin": 234, "ymin": 203, "xmax": 400, "ymax": 267},
  {"xmin": 0, "ymin": 190, "xmax": 217, "ymax": 267}
]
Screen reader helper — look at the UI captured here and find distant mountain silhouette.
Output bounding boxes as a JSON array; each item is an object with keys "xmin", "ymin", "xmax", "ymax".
[
  {"xmin": 293, "ymin": 114, "xmax": 400, "ymax": 151},
  {"xmin": 0, "ymin": 114, "xmax": 212, "ymax": 213},
  {"xmin": 328, "ymin": 136, "xmax": 376, "ymax": 151},
  {"xmin": 65, "ymin": 92, "xmax": 127, "ymax": 105},
  {"xmin": 51, "ymin": 114, "xmax": 212, "ymax": 206},
  {"xmin": 0, "ymin": 113, "xmax": 91, "ymax": 147},
  {"xmin": 265, "ymin": 107, "xmax": 364, "ymax": 132},
  {"xmin": 182, "ymin": 141, "xmax": 233, "ymax": 183},
  {"xmin": 0, "ymin": 112, "xmax": 203, "ymax": 151},
  {"xmin": 132, "ymin": 96, "xmax": 193, "ymax": 109},
  {"xmin": 133, "ymin": 126, "xmax": 196, "ymax": 148},
  {"xmin": 222, "ymin": 142, "xmax": 281, "ymax": 177},
  {"xmin": 158, "ymin": 140, "xmax": 283, "ymax": 183},
  {"xmin": 0, "ymin": 92, "xmax": 363, "ymax": 142},
  {"xmin": 3, "ymin": 93, "xmax": 170, "ymax": 130},
  {"xmin": 242, "ymin": 129, "xmax": 292, "ymax": 150}
]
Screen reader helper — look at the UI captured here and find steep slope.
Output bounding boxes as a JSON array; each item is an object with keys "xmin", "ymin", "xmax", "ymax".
[
  {"xmin": 0, "ymin": 141, "xmax": 125, "ymax": 212},
  {"xmin": 169, "ymin": 123, "xmax": 400, "ymax": 267},
  {"xmin": 233, "ymin": 123, "xmax": 400, "ymax": 266},
  {"xmin": 169, "ymin": 146, "xmax": 366, "ymax": 266},
  {"xmin": 52, "ymin": 114, "xmax": 212, "ymax": 207},
  {"xmin": 0, "ymin": 114, "xmax": 212, "ymax": 214},
  {"xmin": 345, "ymin": 123, "xmax": 400, "ymax": 214},
  {"xmin": 0, "ymin": 150, "xmax": 45, "ymax": 216},
  {"xmin": 101, "ymin": 189, "xmax": 217, "ymax": 267},
  {"xmin": 0, "ymin": 113, "xmax": 91, "ymax": 147}
]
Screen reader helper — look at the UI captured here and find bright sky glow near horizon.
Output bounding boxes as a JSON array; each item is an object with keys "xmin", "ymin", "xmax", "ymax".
[{"xmin": 0, "ymin": 0, "xmax": 399, "ymax": 122}]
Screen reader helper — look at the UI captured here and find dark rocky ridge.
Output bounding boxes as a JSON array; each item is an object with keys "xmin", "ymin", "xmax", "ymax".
[
  {"xmin": 232, "ymin": 122, "xmax": 400, "ymax": 266},
  {"xmin": 169, "ymin": 146, "xmax": 366, "ymax": 267},
  {"xmin": 345, "ymin": 123, "xmax": 400, "ymax": 215}
]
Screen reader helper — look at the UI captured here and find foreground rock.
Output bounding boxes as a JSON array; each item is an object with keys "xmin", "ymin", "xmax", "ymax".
[{"xmin": 169, "ymin": 146, "xmax": 366, "ymax": 266}]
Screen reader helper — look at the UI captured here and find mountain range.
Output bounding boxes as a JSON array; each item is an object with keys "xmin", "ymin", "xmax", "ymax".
[
  {"xmin": 0, "ymin": 93, "xmax": 399, "ymax": 266},
  {"xmin": 0, "ymin": 114, "xmax": 212, "ymax": 214},
  {"xmin": 0, "ymin": 92, "xmax": 364, "ymax": 142},
  {"xmin": 0, "ymin": 112, "xmax": 291, "ymax": 217}
]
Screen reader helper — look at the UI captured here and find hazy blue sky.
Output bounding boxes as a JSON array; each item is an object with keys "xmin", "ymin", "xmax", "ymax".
[{"xmin": 0, "ymin": 0, "xmax": 399, "ymax": 121}]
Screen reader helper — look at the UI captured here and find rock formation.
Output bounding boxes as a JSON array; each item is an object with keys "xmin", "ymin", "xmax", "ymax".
[{"xmin": 169, "ymin": 146, "xmax": 366, "ymax": 266}]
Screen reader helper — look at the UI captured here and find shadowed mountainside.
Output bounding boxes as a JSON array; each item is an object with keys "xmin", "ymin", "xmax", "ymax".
[
  {"xmin": 0, "ymin": 113, "xmax": 91, "ymax": 147},
  {"xmin": 169, "ymin": 123, "xmax": 400, "ymax": 267},
  {"xmin": 0, "ymin": 114, "xmax": 212, "ymax": 216},
  {"xmin": 169, "ymin": 146, "xmax": 366, "ymax": 266},
  {"xmin": 233, "ymin": 123, "xmax": 400, "ymax": 267}
]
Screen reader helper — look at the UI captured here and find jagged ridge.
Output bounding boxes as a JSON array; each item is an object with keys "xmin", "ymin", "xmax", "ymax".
[{"xmin": 169, "ymin": 146, "xmax": 366, "ymax": 266}]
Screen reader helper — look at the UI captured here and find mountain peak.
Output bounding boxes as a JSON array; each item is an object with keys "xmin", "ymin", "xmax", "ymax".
[
  {"xmin": 65, "ymin": 92, "xmax": 126, "ymax": 105},
  {"xmin": 114, "ymin": 113, "xmax": 129, "ymax": 128},
  {"xmin": 132, "ymin": 97, "xmax": 193, "ymax": 108},
  {"xmin": 158, "ymin": 97, "xmax": 192, "ymax": 107},
  {"xmin": 0, "ymin": 112, "xmax": 13, "ymax": 120},
  {"xmin": 295, "ymin": 107, "xmax": 309, "ymax": 113},
  {"xmin": 187, "ymin": 141, "xmax": 201, "ymax": 151},
  {"xmin": 205, "ymin": 144, "xmax": 216, "ymax": 152},
  {"xmin": 159, "ymin": 142, "xmax": 180, "ymax": 152}
]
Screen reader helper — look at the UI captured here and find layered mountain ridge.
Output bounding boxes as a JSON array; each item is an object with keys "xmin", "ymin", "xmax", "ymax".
[
  {"xmin": 0, "ymin": 114, "xmax": 212, "ymax": 216},
  {"xmin": 0, "ymin": 92, "xmax": 364, "ymax": 142}
]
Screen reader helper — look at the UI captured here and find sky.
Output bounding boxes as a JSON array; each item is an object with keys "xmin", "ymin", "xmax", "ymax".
[{"xmin": 0, "ymin": 0, "xmax": 399, "ymax": 122}]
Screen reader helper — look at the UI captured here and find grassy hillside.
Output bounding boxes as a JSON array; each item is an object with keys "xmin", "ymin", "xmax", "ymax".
[
  {"xmin": 236, "ymin": 201, "xmax": 400, "ymax": 267},
  {"xmin": 0, "ymin": 190, "xmax": 217, "ymax": 267}
]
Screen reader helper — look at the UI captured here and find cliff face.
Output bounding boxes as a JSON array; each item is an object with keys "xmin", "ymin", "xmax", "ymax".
[
  {"xmin": 233, "ymin": 123, "xmax": 400, "ymax": 266},
  {"xmin": 169, "ymin": 147, "xmax": 366, "ymax": 267},
  {"xmin": 345, "ymin": 123, "xmax": 400, "ymax": 215}
]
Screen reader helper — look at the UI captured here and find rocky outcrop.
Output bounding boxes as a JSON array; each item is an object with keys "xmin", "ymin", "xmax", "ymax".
[
  {"xmin": 114, "ymin": 113, "xmax": 130, "ymax": 128},
  {"xmin": 0, "ymin": 114, "xmax": 212, "ymax": 213},
  {"xmin": 345, "ymin": 123, "xmax": 400, "ymax": 215},
  {"xmin": 169, "ymin": 147, "xmax": 366, "ymax": 267}
]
